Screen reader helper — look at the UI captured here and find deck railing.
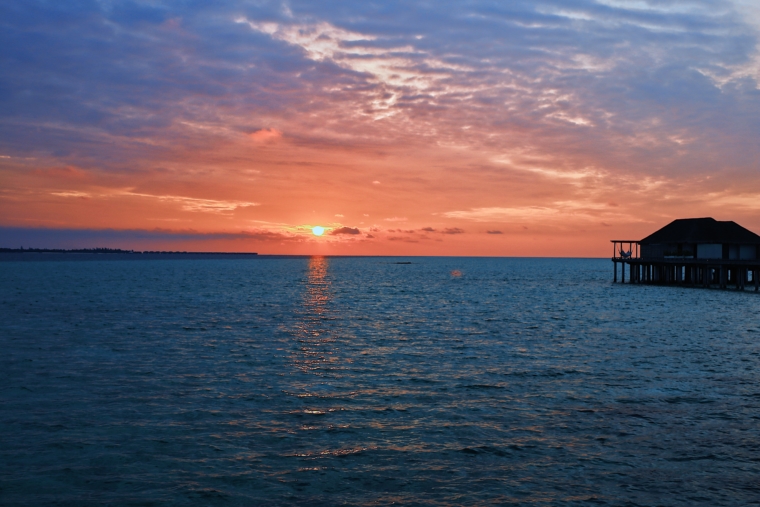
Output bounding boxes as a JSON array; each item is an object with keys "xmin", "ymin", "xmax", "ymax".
[{"xmin": 611, "ymin": 240, "xmax": 639, "ymax": 260}]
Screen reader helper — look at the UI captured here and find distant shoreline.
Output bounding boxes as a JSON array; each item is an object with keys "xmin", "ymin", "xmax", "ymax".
[{"xmin": 0, "ymin": 248, "xmax": 257, "ymax": 255}]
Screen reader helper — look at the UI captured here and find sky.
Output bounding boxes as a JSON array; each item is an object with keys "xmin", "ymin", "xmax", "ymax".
[{"xmin": 2, "ymin": 0, "xmax": 760, "ymax": 256}]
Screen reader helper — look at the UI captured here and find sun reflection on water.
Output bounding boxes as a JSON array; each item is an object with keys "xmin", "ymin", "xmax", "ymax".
[{"xmin": 291, "ymin": 256, "xmax": 337, "ymax": 375}]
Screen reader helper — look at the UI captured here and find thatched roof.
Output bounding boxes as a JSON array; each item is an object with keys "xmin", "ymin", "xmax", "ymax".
[{"xmin": 640, "ymin": 218, "xmax": 760, "ymax": 245}]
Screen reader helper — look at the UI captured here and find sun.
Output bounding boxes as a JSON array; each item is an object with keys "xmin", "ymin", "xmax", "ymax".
[{"xmin": 312, "ymin": 226, "xmax": 325, "ymax": 236}]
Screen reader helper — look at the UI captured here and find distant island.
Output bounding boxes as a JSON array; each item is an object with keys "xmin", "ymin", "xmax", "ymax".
[{"xmin": 0, "ymin": 247, "xmax": 257, "ymax": 255}]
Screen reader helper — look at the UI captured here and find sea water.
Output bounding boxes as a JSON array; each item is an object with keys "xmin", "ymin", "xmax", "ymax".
[{"xmin": 1, "ymin": 256, "xmax": 759, "ymax": 506}]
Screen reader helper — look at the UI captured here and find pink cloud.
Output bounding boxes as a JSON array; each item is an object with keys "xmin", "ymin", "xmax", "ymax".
[
  {"xmin": 33, "ymin": 166, "xmax": 88, "ymax": 180},
  {"xmin": 249, "ymin": 128, "xmax": 283, "ymax": 143}
]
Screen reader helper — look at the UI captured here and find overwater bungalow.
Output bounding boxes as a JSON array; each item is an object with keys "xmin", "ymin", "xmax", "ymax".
[{"xmin": 611, "ymin": 217, "xmax": 760, "ymax": 291}]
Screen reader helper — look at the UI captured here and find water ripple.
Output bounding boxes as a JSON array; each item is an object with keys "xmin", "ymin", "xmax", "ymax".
[{"xmin": 1, "ymin": 256, "xmax": 759, "ymax": 505}]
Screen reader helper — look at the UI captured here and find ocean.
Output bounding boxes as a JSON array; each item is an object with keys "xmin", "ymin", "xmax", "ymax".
[{"xmin": 1, "ymin": 255, "xmax": 759, "ymax": 506}]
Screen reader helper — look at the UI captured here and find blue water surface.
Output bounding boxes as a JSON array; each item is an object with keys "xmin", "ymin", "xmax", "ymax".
[{"xmin": 1, "ymin": 256, "xmax": 759, "ymax": 506}]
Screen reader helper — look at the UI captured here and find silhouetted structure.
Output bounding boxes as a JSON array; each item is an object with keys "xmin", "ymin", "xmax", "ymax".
[{"xmin": 612, "ymin": 218, "xmax": 760, "ymax": 291}]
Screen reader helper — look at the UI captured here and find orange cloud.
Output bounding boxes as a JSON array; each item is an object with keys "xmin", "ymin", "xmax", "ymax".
[{"xmin": 249, "ymin": 128, "xmax": 283, "ymax": 143}]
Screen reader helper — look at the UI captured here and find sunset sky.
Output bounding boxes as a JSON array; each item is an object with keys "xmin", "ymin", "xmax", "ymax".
[{"xmin": 2, "ymin": 0, "xmax": 760, "ymax": 255}]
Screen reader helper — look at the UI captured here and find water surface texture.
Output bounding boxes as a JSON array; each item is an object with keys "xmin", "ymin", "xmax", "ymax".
[{"xmin": 1, "ymin": 256, "xmax": 759, "ymax": 506}]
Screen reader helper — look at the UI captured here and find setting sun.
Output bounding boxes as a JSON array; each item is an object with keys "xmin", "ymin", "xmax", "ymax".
[{"xmin": 312, "ymin": 226, "xmax": 325, "ymax": 236}]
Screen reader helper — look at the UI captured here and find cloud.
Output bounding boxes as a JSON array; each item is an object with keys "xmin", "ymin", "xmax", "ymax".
[
  {"xmin": 443, "ymin": 201, "xmax": 625, "ymax": 223},
  {"xmin": 445, "ymin": 207, "xmax": 541, "ymax": 222},
  {"xmin": 486, "ymin": 230, "xmax": 503, "ymax": 234},
  {"xmin": 51, "ymin": 191, "xmax": 91, "ymax": 199},
  {"xmin": 127, "ymin": 193, "xmax": 258, "ymax": 213},
  {"xmin": 249, "ymin": 128, "xmax": 282, "ymax": 143},
  {"xmin": 330, "ymin": 226, "xmax": 361, "ymax": 235},
  {"xmin": 236, "ymin": 16, "xmax": 469, "ymax": 121},
  {"xmin": 415, "ymin": 226, "xmax": 469, "ymax": 236},
  {"xmin": 384, "ymin": 217, "xmax": 407, "ymax": 222},
  {"xmin": 51, "ymin": 189, "xmax": 259, "ymax": 214},
  {"xmin": 3, "ymin": 1, "xmax": 757, "ymax": 175}
]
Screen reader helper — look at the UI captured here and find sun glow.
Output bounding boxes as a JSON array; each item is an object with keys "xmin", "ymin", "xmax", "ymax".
[{"xmin": 312, "ymin": 226, "xmax": 325, "ymax": 236}]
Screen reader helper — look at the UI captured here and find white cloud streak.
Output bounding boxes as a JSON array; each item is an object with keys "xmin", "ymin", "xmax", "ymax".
[{"xmin": 52, "ymin": 190, "xmax": 259, "ymax": 213}]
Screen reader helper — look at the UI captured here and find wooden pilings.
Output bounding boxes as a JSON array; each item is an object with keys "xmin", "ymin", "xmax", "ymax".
[{"xmin": 612, "ymin": 258, "xmax": 760, "ymax": 292}]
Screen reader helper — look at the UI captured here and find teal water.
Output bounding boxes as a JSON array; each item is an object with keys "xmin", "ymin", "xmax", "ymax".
[{"xmin": 1, "ymin": 256, "xmax": 759, "ymax": 505}]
